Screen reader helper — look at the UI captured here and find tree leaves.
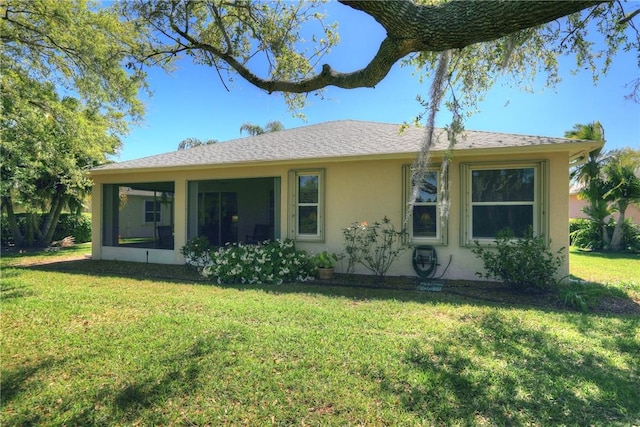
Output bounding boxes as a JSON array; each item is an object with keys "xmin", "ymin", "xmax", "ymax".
[{"xmin": 1, "ymin": 0, "xmax": 140, "ymax": 245}]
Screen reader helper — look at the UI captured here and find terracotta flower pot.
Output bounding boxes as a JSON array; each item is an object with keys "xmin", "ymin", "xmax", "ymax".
[{"xmin": 317, "ymin": 267, "xmax": 335, "ymax": 280}]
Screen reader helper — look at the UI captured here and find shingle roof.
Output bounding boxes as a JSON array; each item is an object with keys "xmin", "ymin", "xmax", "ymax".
[{"xmin": 92, "ymin": 120, "xmax": 602, "ymax": 173}]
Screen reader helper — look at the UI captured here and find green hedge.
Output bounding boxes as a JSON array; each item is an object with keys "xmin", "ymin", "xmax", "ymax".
[
  {"xmin": 570, "ymin": 217, "xmax": 640, "ymax": 252},
  {"xmin": 1, "ymin": 213, "xmax": 91, "ymax": 246}
]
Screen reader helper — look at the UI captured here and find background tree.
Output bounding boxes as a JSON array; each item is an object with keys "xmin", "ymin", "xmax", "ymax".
[
  {"xmin": 119, "ymin": 0, "xmax": 637, "ymax": 208},
  {"xmin": 177, "ymin": 137, "xmax": 218, "ymax": 150},
  {"xmin": 603, "ymin": 149, "xmax": 640, "ymax": 251},
  {"xmin": 1, "ymin": 0, "xmax": 147, "ymax": 246},
  {"xmin": 239, "ymin": 121, "xmax": 285, "ymax": 136},
  {"xmin": 1, "ymin": 0, "xmax": 145, "ymax": 126},
  {"xmin": 565, "ymin": 122, "xmax": 606, "ymax": 142},
  {"xmin": 119, "ymin": 1, "xmax": 638, "ymax": 114},
  {"xmin": 566, "ymin": 122, "xmax": 610, "ymax": 248},
  {"xmin": 1, "ymin": 71, "xmax": 120, "ymax": 247}
]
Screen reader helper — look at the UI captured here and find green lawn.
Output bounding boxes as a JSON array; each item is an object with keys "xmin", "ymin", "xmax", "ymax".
[
  {"xmin": 1, "ymin": 247, "xmax": 639, "ymax": 426},
  {"xmin": 570, "ymin": 247, "xmax": 640, "ymax": 286}
]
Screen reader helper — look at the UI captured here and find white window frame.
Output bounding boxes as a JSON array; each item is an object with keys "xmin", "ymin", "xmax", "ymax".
[
  {"xmin": 144, "ymin": 200, "xmax": 162, "ymax": 224},
  {"xmin": 460, "ymin": 160, "xmax": 548, "ymax": 246},
  {"xmin": 402, "ymin": 164, "xmax": 447, "ymax": 245},
  {"xmin": 288, "ymin": 169, "xmax": 325, "ymax": 242}
]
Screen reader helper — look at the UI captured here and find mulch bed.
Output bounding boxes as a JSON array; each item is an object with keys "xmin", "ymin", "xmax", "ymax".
[{"xmin": 312, "ymin": 273, "xmax": 640, "ymax": 315}]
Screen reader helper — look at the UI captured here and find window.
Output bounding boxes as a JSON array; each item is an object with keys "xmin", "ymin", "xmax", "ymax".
[
  {"xmin": 461, "ymin": 161, "xmax": 547, "ymax": 245},
  {"xmin": 289, "ymin": 169, "xmax": 324, "ymax": 241},
  {"xmin": 144, "ymin": 200, "xmax": 161, "ymax": 223},
  {"xmin": 403, "ymin": 165, "xmax": 447, "ymax": 244}
]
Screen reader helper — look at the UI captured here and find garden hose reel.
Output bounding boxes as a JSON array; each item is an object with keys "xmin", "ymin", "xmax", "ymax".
[{"xmin": 412, "ymin": 245, "xmax": 438, "ymax": 278}]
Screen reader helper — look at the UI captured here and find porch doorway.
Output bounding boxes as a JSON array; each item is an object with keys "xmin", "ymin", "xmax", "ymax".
[
  {"xmin": 199, "ymin": 192, "xmax": 238, "ymax": 246},
  {"xmin": 188, "ymin": 177, "xmax": 280, "ymax": 247}
]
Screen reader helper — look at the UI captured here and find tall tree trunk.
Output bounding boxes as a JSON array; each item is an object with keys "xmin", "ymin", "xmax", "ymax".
[
  {"xmin": 40, "ymin": 189, "xmax": 67, "ymax": 246},
  {"xmin": 602, "ymin": 222, "xmax": 611, "ymax": 249},
  {"xmin": 25, "ymin": 212, "xmax": 38, "ymax": 247},
  {"xmin": 1, "ymin": 196, "xmax": 25, "ymax": 247},
  {"xmin": 609, "ymin": 202, "xmax": 628, "ymax": 251}
]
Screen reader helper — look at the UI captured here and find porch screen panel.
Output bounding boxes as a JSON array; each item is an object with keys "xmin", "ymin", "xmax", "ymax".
[{"xmin": 102, "ymin": 182, "xmax": 175, "ymax": 249}]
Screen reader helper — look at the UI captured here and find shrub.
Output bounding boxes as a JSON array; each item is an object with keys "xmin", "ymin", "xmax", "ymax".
[
  {"xmin": 570, "ymin": 217, "xmax": 640, "ymax": 252},
  {"xmin": 342, "ymin": 216, "xmax": 407, "ymax": 278},
  {"xmin": 1, "ymin": 213, "xmax": 92, "ymax": 246},
  {"xmin": 54, "ymin": 213, "xmax": 92, "ymax": 243},
  {"xmin": 180, "ymin": 236, "xmax": 213, "ymax": 271},
  {"xmin": 311, "ymin": 250, "xmax": 341, "ymax": 269},
  {"xmin": 471, "ymin": 227, "xmax": 565, "ymax": 293},
  {"xmin": 569, "ymin": 217, "xmax": 609, "ymax": 250},
  {"xmin": 183, "ymin": 239, "xmax": 315, "ymax": 285},
  {"xmin": 620, "ymin": 219, "xmax": 640, "ymax": 253},
  {"xmin": 1, "ymin": 215, "xmax": 16, "ymax": 246}
]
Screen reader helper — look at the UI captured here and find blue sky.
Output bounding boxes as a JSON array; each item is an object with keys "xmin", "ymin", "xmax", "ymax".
[{"xmin": 117, "ymin": 3, "xmax": 639, "ymax": 162}]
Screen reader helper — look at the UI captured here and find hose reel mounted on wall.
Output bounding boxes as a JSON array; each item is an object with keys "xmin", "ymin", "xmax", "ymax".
[{"xmin": 412, "ymin": 246, "xmax": 437, "ymax": 278}]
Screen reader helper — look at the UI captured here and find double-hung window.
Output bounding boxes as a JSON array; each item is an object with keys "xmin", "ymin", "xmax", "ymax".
[
  {"xmin": 289, "ymin": 169, "xmax": 324, "ymax": 241},
  {"xmin": 461, "ymin": 161, "xmax": 547, "ymax": 245},
  {"xmin": 144, "ymin": 200, "xmax": 162, "ymax": 223},
  {"xmin": 403, "ymin": 165, "xmax": 447, "ymax": 244}
]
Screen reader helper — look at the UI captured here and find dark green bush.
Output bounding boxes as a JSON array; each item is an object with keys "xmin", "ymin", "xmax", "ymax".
[
  {"xmin": 569, "ymin": 218, "xmax": 606, "ymax": 250},
  {"xmin": 471, "ymin": 228, "xmax": 565, "ymax": 293},
  {"xmin": 54, "ymin": 213, "xmax": 92, "ymax": 243},
  {"xmin": 621, "ymin": 219, "xmax": 640, "ymax": 253},
  {"xmin": 570, "ymin": 217, "xmax": 640, "ymax": 252},
  {"xmin": 1, "ymin": 213, "xmax": 91, "ymax": 246}
]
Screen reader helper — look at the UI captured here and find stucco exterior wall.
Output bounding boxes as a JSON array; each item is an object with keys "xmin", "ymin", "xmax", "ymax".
[{"xmin": 92, "ymin": 150, "xmax": 573, "ymax": 281}]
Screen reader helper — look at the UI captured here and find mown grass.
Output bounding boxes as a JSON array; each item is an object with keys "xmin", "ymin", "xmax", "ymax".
[
  {"xmin": 564, "ymin": 247, "xmax": 640, "ymax": 309},
  {"xmin": 0, "ymin": 242, "xmax": 92, "ymax": 267},
  {"xmin": 569, "ymin": 247, "xmax": 640, "ymax": 286},
  {"xmin": 1, "ymin": 248, "xmax": 639, "ymax": 426}
]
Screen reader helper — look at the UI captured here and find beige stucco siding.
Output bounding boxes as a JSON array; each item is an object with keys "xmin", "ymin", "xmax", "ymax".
[{"xmin": 92, "ymin": 148, "xmax": 573, "ymax": 280}]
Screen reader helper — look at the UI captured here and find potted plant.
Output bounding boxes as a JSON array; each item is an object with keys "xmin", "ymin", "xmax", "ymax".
[{"xmin": 312, "ymin": 251, "xmax": 341, "ymax": 280}]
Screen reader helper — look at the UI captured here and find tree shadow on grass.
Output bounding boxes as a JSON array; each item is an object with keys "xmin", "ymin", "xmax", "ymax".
[
  {"xmin": 1, "ymin": 357, "xmax": 61, "ymax": 405},
  {"xmin": 1, "ymin": 270, "xmax": 35, "ymax": 300},
  {"xmin": 6, "ymin": 259, "xmax": 640, "ymax": 425},
  {"xmin": 378, "ymin": 310, "xmax": 640, "ymax": 425},
  {"xmin": 65, "ymin": 333, "xmax": 231, "ymax": 425}
]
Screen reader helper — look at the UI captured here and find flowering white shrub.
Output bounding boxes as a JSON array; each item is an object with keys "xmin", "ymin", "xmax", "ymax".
[
  {"xmin": 180, "ymin": 236, "xmax": 212, "ymax": 271},
  {"xmin": 183, "ymin": 238, "xmax": 315, "ymax": 285}
]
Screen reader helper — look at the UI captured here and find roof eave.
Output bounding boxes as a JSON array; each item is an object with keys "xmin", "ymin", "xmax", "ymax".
[{"xmin": 90, "ymin": 139, "xmax": 604, "ymax": 177}]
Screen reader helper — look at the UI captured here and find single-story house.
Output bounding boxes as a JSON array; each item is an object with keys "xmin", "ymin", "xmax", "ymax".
[{"xmin": 90, "ymin": 120, "xmax": 603, "ymax": 281}]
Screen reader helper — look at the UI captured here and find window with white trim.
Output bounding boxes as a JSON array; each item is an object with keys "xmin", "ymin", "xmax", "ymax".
[
  {"xmin": 403, "ymin": 165, "xmax": 447, "ymax": 244},
  {"xmin": 461, "ymin": 161, "xmax": 547, "ymax": 245},
  {"xmin": 144, "ymin": 200, "xmax": 162, "ymax": 223},
  {"xmin": 289, "ymin": 169, "xmax": 324, "ymax": 241}
]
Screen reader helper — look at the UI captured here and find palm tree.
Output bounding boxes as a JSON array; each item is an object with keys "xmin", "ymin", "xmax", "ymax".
[
  {"xmin": 239, "ymin": 120, "xmax": 285, "ymax": 136},
  {"xmin": 566, "ymin": 121, "xmax": 610, "ymax": 248},
  {"xmin": 177, "ymin": 137, "xmax": 217, "ymax": 150},
  {"xmin": 603, "ymin": 149, "xmax": 640, "ymax": 251},
  {"xmin": 564, "ymin": 121, "xmax": 605, "ymax": 141}
]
